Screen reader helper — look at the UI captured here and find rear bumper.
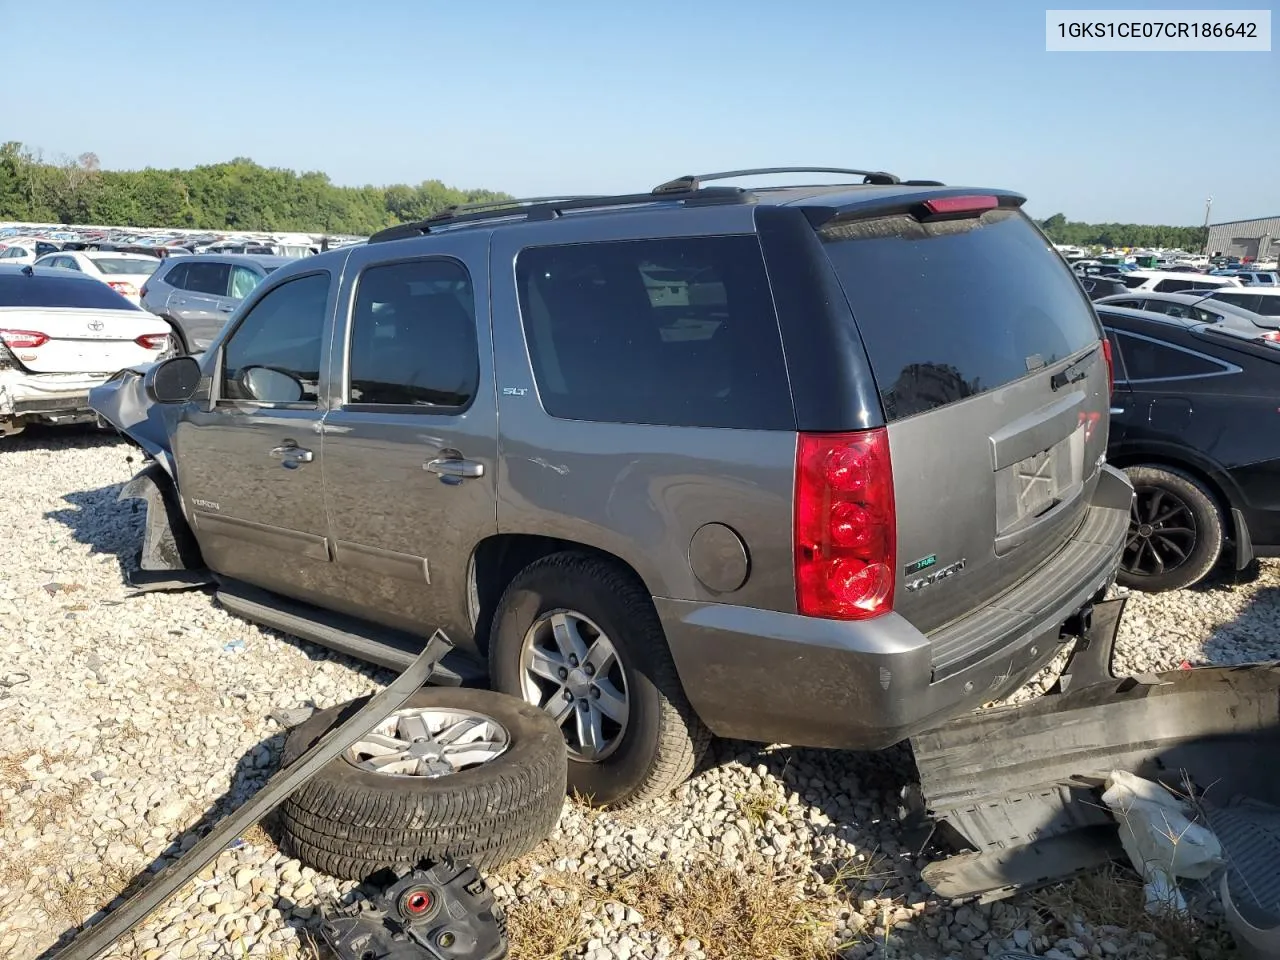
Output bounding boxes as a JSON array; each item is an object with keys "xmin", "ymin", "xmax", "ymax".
[
  {"xmin": 659, "ymin": 463, "xmax": 1132, "ymax": 750},
  {"xmin": 0, "ymin": 370, "xmax": 108, "ymax": 419}
]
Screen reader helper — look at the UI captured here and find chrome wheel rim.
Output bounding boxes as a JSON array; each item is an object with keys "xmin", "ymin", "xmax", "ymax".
[
  {"xmin": 343, "ymin": 707, "xmax": 509, "ymax": 778},
  {"xmin": 519, "ymin": 609, "xmax": 629, "ymax": 762}
]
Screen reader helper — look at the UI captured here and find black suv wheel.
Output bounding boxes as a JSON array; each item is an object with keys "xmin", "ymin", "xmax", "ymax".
[
  {"xmin": 1117, "ymin": 465, "xmax": 1224, "ymax": 592},
  {"xmin": 488, "ymin": 552, "xmax": 710, "ymax": 808}
]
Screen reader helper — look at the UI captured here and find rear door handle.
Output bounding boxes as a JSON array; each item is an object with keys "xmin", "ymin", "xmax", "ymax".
[
  {"xmin": 270, "ymin": 443, "xmax": 313, "ymax": 468},
  {"xmin": 424, "ymin": 458, "xmax": 484, "ymax": 480},
  {"xmin": 218, "ymin": 303, "xmax": 233, "ymax": 313}
]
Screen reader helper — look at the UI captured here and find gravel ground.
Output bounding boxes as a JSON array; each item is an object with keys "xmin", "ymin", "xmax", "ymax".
[{"xmin": 2, "ymin": 428, "xmax": 1276, "ymax": 960}]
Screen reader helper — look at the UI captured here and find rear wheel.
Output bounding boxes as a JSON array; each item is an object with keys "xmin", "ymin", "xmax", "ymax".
[
  {"xmin": 488, "ymin": 553, "xmax": 710, "ymax": 808},
  {"xmin": 1117, "ymin": 465, "xmax": 1223, "ymax": 592},
  {"xmin": 160, "ymin": 317, "xmax": 190, "ymax": 356}
]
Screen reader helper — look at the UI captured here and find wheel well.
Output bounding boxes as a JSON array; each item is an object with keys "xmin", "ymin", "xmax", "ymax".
[
  {"xmin": 159, "ymin": 315, "xmax": 190, "ymax": 354},
  {"xmin": 468, "ymin": 534, "xmax": 650, "ymax": 657},
  {"xmin": 1108, "ymin": 454, "xmax": 1239, "ymax": 548}
]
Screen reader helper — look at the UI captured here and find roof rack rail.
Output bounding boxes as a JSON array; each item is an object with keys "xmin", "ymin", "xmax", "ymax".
[
  {"xmin": 652, "ymin": 166, "xmax": 902, "ymax": 194},
  {"xmin": 367, "ymin": 186, "xmax": 752, "ymax": 244}
]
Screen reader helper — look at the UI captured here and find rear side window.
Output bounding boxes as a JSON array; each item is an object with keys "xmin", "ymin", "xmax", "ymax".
[
  {"xmin": 184, "ymin": 261, "xmax": 231, "ymax": 296},
  {"xmin": 1112, "ymin": 331, "xmax": 1230, "ymax": 381},
  {"xmin": 1153, "ymin": 279, "xmax": 1196, "ymax": 293},
  {"xmin": 819, "ymin": 209, "xmax": 1100, "ymax": 421},
  {"xmin": 0, "ymin": 274, "xmax": 138, "ymax": 310},
  {"xmin": 347, "ymin": 258, "xmax": 479, "ymax": 409},
  {"xmin": 162, "ymin": 262, "xmax": 190, "ymax": 289},
  {"xmin": 515, "ymin": 236, "xmax": 792, "ymax": 429},
  {"xmin": 1210, "ymin": 292, "xmax": 1264, "ymax": 313}
]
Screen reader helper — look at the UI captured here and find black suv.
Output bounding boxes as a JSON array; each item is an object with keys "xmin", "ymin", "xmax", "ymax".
[{"xmin": 98, "ymin": 168, "xmax": 1131, "ymax": 806}]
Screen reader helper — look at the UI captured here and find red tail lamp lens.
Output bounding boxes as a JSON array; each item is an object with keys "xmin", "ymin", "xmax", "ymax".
[{"xmin": 795, "ymin": 429, "xmax": 896, "ymax": 620}]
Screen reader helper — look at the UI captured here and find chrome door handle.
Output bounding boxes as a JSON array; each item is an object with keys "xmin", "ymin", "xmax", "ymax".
[
  {"xmin": 270, "ymin": 444, "xmax": 313, "ymax": 465},
  {"xmin": 424, "ymin": 458, "xmax": 484, "ymax": 479}
]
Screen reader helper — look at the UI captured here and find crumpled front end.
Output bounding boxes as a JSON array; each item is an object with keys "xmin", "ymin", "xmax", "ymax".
[{"xmin": 89, "ymin": 364, "xmax": 180, "ymax": 478}]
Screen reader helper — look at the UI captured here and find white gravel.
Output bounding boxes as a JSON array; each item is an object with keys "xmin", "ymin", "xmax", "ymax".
[{"xmin": 2, "ymin": 427, "xmax": 1277, "ymax": 960}]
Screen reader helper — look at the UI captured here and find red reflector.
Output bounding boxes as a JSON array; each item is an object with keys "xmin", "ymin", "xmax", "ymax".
[
  {"xmin": 0, "ymin": 329, "xmax": 49, "ymax": 349},
  {"xmin": 920, "ymin": 195, "xmax": 999, "ymax": 217},
  {"xmin": 795, "ymin": 429, "xmax": 896, "ymax": 620},
  {"xmin": 1100, "ymin": 337, "xmax": 1115, "ymax": 394},
  {"xmin": 135, "ymin": 333, "xmax": 169, "ymax": 350}
]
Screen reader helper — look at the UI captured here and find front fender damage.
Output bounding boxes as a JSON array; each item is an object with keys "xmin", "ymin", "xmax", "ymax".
[{"xmin": 119, "ymin": 461, "xmax": 210, "ymax": 591}]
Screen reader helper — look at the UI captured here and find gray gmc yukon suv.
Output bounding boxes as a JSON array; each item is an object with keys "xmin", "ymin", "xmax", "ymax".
[{"xmin": 112, "ymin": 168, "xmax": 1131, "ymax": 807}]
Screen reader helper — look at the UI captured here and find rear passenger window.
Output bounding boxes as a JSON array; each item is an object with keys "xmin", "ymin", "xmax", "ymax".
[
  {"xmin": 347, "ymin": 259, "xmax": 478, "ymax": 409},
  {"xmin": 515, "ymin": 236, "xmax": 792, "ymax": 429},
  {"xmin": 1153, "ymin": 279, "xmax": 1194, "ymax": 293},
  {"xmin": 1113, "ymin": 332, "xmax": 1229, "ymax": 381},
  {"xmin": 184, "ymin": 262, "xmax": 231, "ymax": 296},
  {"xmin": 1212, "ymin": 292, "xmax": 1263, "ymax": 313}
]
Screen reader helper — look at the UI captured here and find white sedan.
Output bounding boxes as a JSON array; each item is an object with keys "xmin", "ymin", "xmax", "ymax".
[
  {"xmin": 0, "ymin": 264, "xmax": 175, "ymax": 437},
  {"xmin": 32, "ymin": 250, "xmax": 161, "ymax": 306},
  {"xmin": 0, "ymin": 237, "xmax": 61, "ymax": 266}
]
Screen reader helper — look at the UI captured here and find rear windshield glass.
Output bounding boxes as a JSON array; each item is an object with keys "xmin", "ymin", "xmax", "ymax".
[
  {"xmin": 819, "ymin": 208, "xmax": 1101, "ymax": 421},
  {"xmin": 89, "ymin": 257, "xmax": 160, "ymax": 276},
  {"xmin": 0, "ymin": 274, "xmax": 139, "ymax": 310}
]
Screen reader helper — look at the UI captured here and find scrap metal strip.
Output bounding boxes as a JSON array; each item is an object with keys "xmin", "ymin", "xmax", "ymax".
[{"xmin": 48, "ymin": 631, "xmax": 453, "ymax": 960}]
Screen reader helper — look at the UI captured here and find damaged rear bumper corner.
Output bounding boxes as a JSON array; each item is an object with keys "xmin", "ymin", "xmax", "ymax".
[{"xmin": 0, "ymin": 369, "xmax": 111, "ymax": 420}]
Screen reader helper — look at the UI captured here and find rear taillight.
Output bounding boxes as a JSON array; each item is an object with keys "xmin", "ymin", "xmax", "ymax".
[
  {"xmin": 0, "ymin": 329, "xmax": 49, "ymax": 349},
  {"xmin": 795, "ymin": 429, "xmax": 896, "ymax": 620},
  {"xmin": 139, "ymin": 284, "xmax": 149, "ymax": 300},
  {"xmin": 108, "ymin": 281, "xmax": 138, "ymax": 297},
  {"xmin": 1261, "ymin": 331, "xmax": 1280, "ymax": 343},
  {"xmin": 1101, "ymin": 338, "xmax": 1115, "ymax": 394},
  {"xmin": 135, "ymin": 333, "xmax": 169, "ymax": 350}
]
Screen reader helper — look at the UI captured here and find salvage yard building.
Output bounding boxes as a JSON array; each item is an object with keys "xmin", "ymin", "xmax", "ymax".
[{"xmin": 1206, "ymin": 215, "xmax": 1279, "ymax": 261}]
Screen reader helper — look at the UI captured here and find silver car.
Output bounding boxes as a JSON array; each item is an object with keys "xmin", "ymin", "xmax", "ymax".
[{"xmin": 139, "ymin": 254, "xmax": 294, "ymax": 352}]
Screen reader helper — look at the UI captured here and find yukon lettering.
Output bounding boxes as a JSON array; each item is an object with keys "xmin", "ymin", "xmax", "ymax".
[{"xmin": 904, "ymin": 558, "xmax": 967, "ymax": 593}]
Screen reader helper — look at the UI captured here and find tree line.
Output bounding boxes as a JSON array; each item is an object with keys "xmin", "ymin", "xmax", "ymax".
[
  {"xmin": 0, "ymin": 143, "xmax": 1212, "ymax": 247},
  {"xmin": 1036, "ymin": 212, "xmax": 1208, "ymax": 251},
  {"xmin": 0, "ymin": 142, "xmax": 512, "ymax": 236}
]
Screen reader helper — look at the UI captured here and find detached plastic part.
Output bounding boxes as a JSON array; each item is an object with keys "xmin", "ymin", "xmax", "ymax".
[
  {"xmin": 318, "ymin": 861, "xmax": 508, "ymax": 960},
  {"xmin": 1100, "ymin": 770, "xmax": 1223, "ymax": 916}
]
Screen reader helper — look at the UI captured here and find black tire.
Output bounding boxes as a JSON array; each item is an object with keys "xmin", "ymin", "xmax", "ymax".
[
  {"xmin": 488, "ymin": 552, "xmax": 711, "ymax": 808},
  {"xmin": 277, "ymin": 687, "xmax": 566, "ymax": 881},
  {"xmin": 1116, "ymin": 465, "xmax": 1224, "ymax": 592},
  {"xmin": 160, "ymin": 316, "xmax": 190, "ymax": 356}
]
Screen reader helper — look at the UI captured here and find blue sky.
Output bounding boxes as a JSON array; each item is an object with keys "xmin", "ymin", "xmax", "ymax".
[{"xmin": 2, "ymin": 0, "xmax": 1276, "ymax": 224}]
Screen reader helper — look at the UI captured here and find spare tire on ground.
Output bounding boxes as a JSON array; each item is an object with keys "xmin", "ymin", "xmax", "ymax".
[{"xmin": 277, "ymin": 686, "xmax": 567, "ymax": 881}]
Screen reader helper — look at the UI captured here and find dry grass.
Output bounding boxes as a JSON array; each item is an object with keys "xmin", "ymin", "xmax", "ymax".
[
  {"xmin": 237, "ymin": 821, "xmax": 277, "ymax": 852},
  {"xmin": 503, "ymin": 858, "xmax": 846, "ymax": 960},
  {"xmin": 735, "ymin": 784, "xmax": 790, "ymax": 831},
  {"xmin": 1033, "ymin": 865, "xmax": 1237, "ymax": 959}
]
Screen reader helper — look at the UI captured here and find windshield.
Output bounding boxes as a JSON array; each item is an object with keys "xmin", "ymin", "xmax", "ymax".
[
  {"xmin": 89, "ymin": 256, "xmax": 160, "ymax": 276},
  {"xmin": 820, "ymin": 208, "xmax": 1101, "ymax": 421},
  {"xmin": 0, "ymin": 274, "xmax": 140, "ymax": 310}
]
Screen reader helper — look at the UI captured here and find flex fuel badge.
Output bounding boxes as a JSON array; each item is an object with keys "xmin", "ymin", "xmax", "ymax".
[{"xmin": 904, "ymin": 554, "xmax": 937, "ymax": 576}]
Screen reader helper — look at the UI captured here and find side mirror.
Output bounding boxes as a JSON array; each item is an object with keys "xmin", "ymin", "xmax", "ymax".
[
  {"xmin": 241, "ymin": 365, "xmax": 303, "ymax": 403},
  {"xmin": 144, "ymin": 355, "xmax": 202, "ymax": 404}
]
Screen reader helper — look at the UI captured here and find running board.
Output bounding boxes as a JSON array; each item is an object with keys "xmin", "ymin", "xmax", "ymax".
[{"xmin": 214, "ymin": 579, "xmax": 487, "ymax": 688}]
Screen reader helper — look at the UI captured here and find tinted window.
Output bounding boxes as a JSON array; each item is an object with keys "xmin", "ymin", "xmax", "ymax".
[
  {"xmin": 184, "ymin": 261, "xmax": 231, "ymax": 295},
  {"xmin": 1102, "ymin": 329, "xmax": 1128, "ymax": 381},
  {"xmin": 1143, "ymin": 299, "xmax": 1196, "ymax": 319},
  {"xmin": 162, "ymin": 262, "xmax": 190, "ymax": 289},
  {"xmin": 347, "ymin": 259, "xmax": 479, "ymax": 409},
  {"xmin": 1153, "ymin": 279, "xmax": 1195, "ymax": 293},
  {"xmin": 1122, "ymin": 275, "xmax": 1148, "ymax": 289},
  {"xmin": 36, "ymin": 242, "xmax": 58, "ymax": 256},
  {"xmin": 221, "ymin": 273, "xmax": 329, "ymax": 404},
  {"xmin": 819, "ymin": 209, "xmax": 1100, "ymax": 421},
  {"xmin": 0, "ymin": 274, "xmax": 138, "ymax": 310},
  {"xmin": 516, "ymin": 235, "xmax": 792, "ymax": 429},
  {"xmin": 1113, "ymin": 331, "xmax": 1227, "ymax": 381},
  {"xmin": 1108, "ymin": 298, "xmax": 1144, "ymax": 309},
  {"xmin": 1255, "ymin": 297, "xmax": 1280, "ymax": 317}
]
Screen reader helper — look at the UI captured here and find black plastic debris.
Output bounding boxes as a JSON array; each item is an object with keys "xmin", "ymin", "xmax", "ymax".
[{"xmin": 318, "ymin": 861, "xmax": 507, "ymax": 960}]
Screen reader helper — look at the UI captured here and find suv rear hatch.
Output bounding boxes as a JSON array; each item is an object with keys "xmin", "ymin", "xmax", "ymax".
[{"xmin": 816, "ymin": 196, "xmax": 1110, "ymax": 670}]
